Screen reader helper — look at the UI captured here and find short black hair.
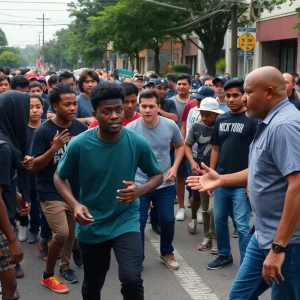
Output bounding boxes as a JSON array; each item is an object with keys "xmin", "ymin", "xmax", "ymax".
[
  {"xmin": 20, "ymin": 68, "xmax": 30, "ymax": 75},
  {"xmin": 30, "ymin": 94, "xmax": 44, "ymax": 106},
  {"xmin": 78, "ymin": 69, "xmax": 100, "ymax": 93},
  {"xmin": 10, "ymin": 75, "xmax": 30, "ymax": 90},
  {"xmin": 48, "ymin": 84, "xmax": 76, "ymax": 109},
  {"xmin": 177, "ymin": 73, "xmax": 191, "ymax": 84},
  {"xmin": 4, "ymin": 67, "xmax": 10, "ymax": 76},
  {"xmin": 121, "ymin": 82, "xmax": 138, "ymax": 96},
  {"xmin": 139, "ymin": 90, "xmax": 160, "ymax": 105},
  {"xmin": 224, "ymin": 79, "xmax": 244, "ymax": 94},
  {"xmin": 90, "ymin": 82, "xmax": 125, "ymax": 111},
  {"xmin": 0, "ymin": 67, "xmax": 4, "ymax": 73},
  {"xmin": 0, "ymin": 75, "xmax": 10, "ymax": 84},
  {"xmin": 166, "ymin": 74, "xmax": 176, "ymax": 83},
  {"xmin": 293, "ymin": 73, "xmax": 299, "ymax": 78},
  {"xmin": 59, "ymin": 71, "xmax": 75, "ymax": 83},
  {"xmin": 195, "ymin": 73, "xmax": 200, "ymax": 76},
  {"xmin": 149, "ymin": 73, "xmax": 159, "ymax": 79},
  {"xmin": 48, "ymin": 75, "xmax": 58, "ymax": 88},
  {"xmin": 29, "ymin": 81, "xmax": 43, "ymax": 90}
]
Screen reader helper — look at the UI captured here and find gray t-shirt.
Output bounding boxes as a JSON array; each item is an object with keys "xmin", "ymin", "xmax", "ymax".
[
  {"xmin": 169, "ymin": 95, "xmax": 192, "ymax": 129},
  {"xmin": 127, "ymin": 116, "xmax": 183, "ymax": 189},
  {"xmin": 248, "ymin": 98, "xmax": 300, "ymax": 249},
  {"xmin": 76, "ymin": 94, "xmax": 93, "ymax": 118},
  {"xmin": 185, "ymin": 120, "xmax": 214, "ymax": 166}
]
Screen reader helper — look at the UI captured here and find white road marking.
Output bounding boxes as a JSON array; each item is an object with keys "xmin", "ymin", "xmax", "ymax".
[{"xmin": 146, "ymin": 224, "xmax": 220, "ymax": 300}]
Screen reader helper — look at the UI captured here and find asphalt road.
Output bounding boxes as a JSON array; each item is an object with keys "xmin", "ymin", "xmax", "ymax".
[{"xmin": 13, "ymin": 202, "xmax": 271, "ymax": 300}]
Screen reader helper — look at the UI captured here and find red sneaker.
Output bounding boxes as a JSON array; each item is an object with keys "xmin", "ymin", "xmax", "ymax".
[{"xmin": 41, "ymin": 275, "xmax": 69, "ymax": 294}]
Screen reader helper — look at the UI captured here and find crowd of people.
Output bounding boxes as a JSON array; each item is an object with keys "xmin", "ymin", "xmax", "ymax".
[{"xmin": 0, "ymin": 65, "xmax": 300, "ymax": 300}]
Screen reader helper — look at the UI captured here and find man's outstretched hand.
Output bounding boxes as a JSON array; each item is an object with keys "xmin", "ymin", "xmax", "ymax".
[{"xmin": 186, "ymin": 162, "xmax": 222, "ymax": 192}]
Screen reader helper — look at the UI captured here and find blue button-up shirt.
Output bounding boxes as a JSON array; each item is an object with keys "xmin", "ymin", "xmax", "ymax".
[{"xmin": 248, "ymin": 98, "xmax": 300, "ymax": 249}]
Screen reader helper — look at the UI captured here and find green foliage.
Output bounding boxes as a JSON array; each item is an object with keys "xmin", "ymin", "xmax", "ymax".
[
  {"xmin": 165, "ymin": 72, "xmax": 181, "ymax": 78},
  {"xmin": 0, "ymin": 50, "xmax": 21, "ymax": 68},
  {"xmin": 0, "ymin": 28, "xmax": 7, "ymax": 47},
  {"xmin": 295, "ymin": 7, "xmax": 300, "ymax": 35},
  {"xmin": 216, "ymin": 58, "xmax": 226, "ymax": 71},
  {"xmin": 172, "ymin": 64, "xmax": 189, "ymax": 73}
]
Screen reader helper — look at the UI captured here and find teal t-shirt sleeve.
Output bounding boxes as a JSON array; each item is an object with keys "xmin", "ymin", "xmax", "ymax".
[
  {"xmin": 57, "ymin": 139, "xmax": 78, "ymax": 179},
  {"xmin": 138, "ymin": 140, "xmax": 161, "ymax": 177}
]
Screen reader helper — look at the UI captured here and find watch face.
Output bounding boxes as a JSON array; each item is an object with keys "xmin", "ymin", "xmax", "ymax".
[{"xmin": 273, "ymin": 244, "xmax": 281, "ymax": 252}]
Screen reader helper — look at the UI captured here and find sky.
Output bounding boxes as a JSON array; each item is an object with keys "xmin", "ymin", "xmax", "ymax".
[{"xmin": 0, "ymin": 0, "xmax": 75, "ymax": 48}]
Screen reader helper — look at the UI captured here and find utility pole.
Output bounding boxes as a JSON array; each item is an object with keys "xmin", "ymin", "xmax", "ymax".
[
  {"xmin": 37, "ymin": 31, "xmax": 42, "ymax": 50},
  {"xmin": 37, "ymin": 14, "xmax": 50, "ymax": 69},
  {"xmin": 230, "ymin": 3, "xmax": 238, "ymax": 78}
]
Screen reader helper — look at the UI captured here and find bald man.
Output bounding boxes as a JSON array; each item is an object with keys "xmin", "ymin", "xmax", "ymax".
[{"xmin": 187, "ymin": 66, "xmax": 300, "ymax": 299}]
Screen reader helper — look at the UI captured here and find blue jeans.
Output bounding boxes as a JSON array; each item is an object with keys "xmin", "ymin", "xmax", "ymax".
[
  {"xmin": 139, "ymin": 186, "xmax": 175, "ymax": 257},
  {"xmin": 230, "ymin": 236, "xmax": 300, "ymax": 299},
  {"xmin": 214, "ymin": 187, "xmax": 250, "ymax": 262}
]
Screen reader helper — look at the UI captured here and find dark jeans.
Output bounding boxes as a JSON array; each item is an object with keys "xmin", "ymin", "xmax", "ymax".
[
  {"xmin": 18, "ymin": 190, "xmax": 40, "ymax": 233},
  {"xmin": 40, "ymin": 207, "xmax": 52, "ymax": 242},
  {"xmin": 80, "ymin": 232, "xmax": 144, "ymax": 300},
  {"xmin": 140, "ymin": 186, "xmax": 175, "ymax": 257},
  {"xmin": 230, "ymin": 236, "xmax": 300, "ymax": 299}
]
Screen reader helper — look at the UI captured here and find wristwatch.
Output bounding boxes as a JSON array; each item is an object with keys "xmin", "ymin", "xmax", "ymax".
[{"xmin": 271, "ymin": 242, "xmax": 287, "ymax": 253}]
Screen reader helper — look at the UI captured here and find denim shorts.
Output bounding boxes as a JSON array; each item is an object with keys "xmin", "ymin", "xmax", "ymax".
[{"xmin": 0, "ymin": 231, "xmax": 14, "ymax": 272}]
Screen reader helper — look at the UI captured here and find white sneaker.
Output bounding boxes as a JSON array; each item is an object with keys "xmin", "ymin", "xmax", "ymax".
[
  {"xmin": 197, "ymin": 209, "xmax": 203, "ymax": 224},
  {"xmin": 175, "ymin": 208, "xmax": 186, "ymax": 221},
  {"xmin": 18, "ymin": 225, "xmax": 29, "ymax": 242},
  {"xmin": 28, "ymin": 232, "xmax": 38, "ymax": 244}
]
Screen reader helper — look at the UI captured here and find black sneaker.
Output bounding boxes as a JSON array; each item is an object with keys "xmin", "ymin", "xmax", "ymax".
[
  {"xmin": 72, "ymin": 248, "xmax": 83, "ymax": 267},
  {"xmin": 207, "ymin": 255, "xmax": 233, "ymax": 270},
  {"xmin": 151, "ymin": 223, "xmax": 161, "ymax": 235},
  {"xmin": 232, "ymin": 229, "xmax": 238, "ymax": 238},
  {"xmin": 59, "ymin": 268, "xmax": 78, "ymax": 284}
]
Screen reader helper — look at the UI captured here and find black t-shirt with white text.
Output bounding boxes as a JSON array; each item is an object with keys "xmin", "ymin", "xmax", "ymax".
[
  {"xmin": 30, "ymin": 119, "xmax": 87, "ymax": 201},
  {"xmin": 210, "ymin": 111, "xmax": 257, "ymax": 174}
]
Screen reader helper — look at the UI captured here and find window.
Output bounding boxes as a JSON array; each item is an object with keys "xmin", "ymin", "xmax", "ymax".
[{"xmin": 280, "ymin": 42, "xmax": 297, "ymax": 73}]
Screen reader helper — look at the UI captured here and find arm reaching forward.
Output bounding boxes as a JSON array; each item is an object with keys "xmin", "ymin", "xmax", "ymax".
[{"xmin": 186, "ymin": 162, "xmax": 248, "ymax": 191}]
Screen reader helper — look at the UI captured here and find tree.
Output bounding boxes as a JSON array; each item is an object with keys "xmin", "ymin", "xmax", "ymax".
[
  {"xmin": 0, "ymin": 28, "xmax": 7, "ymax": 47},
  {"xmin": 295, "ymin": 7, "xmax": 300, "ymax": 34},
  {"xmin": 88, "ymin": 0, "xmax": 186, "ymax": 73},
  {"xmin": 0, "ymin": 51, "xmax": 21, "ymax": 68},
  {"xmin": 165, "ymin": 0, "xmax": 296, "ymax": 75}
]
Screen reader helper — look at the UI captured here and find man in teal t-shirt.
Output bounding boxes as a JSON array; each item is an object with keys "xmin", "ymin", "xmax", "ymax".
[{"xmin": 54, "ymin": 82, "xmax": 163, "ymax": 300}]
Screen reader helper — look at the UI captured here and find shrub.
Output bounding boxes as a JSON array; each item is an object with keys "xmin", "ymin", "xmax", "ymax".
[{"xmin": 172, "ymin": 64, "xmax": 189, "ymax": 73}]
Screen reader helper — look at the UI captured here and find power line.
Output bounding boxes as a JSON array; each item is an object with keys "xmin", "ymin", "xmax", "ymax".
[
  {"xmin": 0, "ymin": 12, "xmax": 70, "ymax": 21},
  {"xmin": 0, "ymin": 23, "xmax": 70, "ymax": 26},
  {"xmin": 0, "ymin": 9, "xmax": 68, "ymax": 11},
  {"xmin": 0, "ymin": 0, "xmax": 70, "ymax": 3}
]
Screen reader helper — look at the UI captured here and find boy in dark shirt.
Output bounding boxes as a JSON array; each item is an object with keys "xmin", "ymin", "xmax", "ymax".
[
  {"xmin": 185, "ymin": 97, "xmax": 224, "ymax": 253},
  {"xmin": 31, "ymin": 84, "xmax": 87, "ymax": 293},
  {"xmin": 208, "ymin": 79, "xmax": 257, "ymax": 270}
]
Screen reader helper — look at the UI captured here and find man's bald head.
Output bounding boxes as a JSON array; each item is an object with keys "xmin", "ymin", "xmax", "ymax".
[
  {"xmin": 244, "ymin": 67, "xmax": 287, "ymax": 120},
  {"xmin": 246, "ymin": 66, "xmax": 286, "ymax": 93}
]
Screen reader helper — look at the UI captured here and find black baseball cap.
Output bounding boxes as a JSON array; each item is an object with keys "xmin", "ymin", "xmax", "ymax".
[
  {"xmin": 212, "ymin": 76, "xmax": 228, "ymax": 85},
  {"xmin": 155, "ymin": 78, "xmax": 168, "ymax": 87},
  {"xmin": 193, "ymin": 86, "xmax": 215, "ymax": 100}
]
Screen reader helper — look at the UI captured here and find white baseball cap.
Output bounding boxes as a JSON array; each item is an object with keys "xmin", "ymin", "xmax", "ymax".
[{"xmin": 195, "ymin": 97, "xmax": 225, "ymax": 114}]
